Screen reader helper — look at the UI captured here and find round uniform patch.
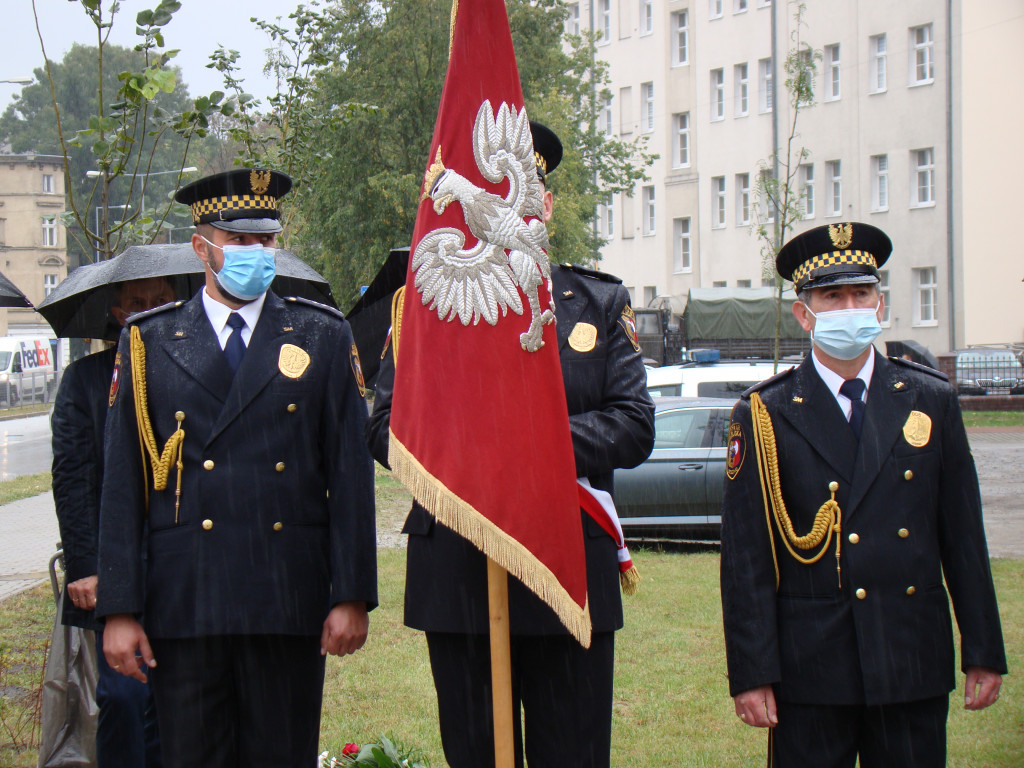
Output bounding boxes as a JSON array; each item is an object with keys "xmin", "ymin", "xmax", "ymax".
[
  {"xmin": 108, "ymin": 351, "xmax": 122, "ymax": 407},
  {"xmin": 725, "ymin": 422, "xmax": 745, "ymax": 480}
]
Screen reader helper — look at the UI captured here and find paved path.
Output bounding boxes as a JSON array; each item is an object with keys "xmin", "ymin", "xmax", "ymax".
[{"xmin": 0, "ymin": 491, "xmax": 59, "ymax": 602}]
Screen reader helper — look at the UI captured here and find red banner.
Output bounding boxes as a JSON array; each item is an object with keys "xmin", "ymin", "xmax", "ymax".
[{"xmin": 388, "ymin": 0, "xmax": 590, "ymax": 645}]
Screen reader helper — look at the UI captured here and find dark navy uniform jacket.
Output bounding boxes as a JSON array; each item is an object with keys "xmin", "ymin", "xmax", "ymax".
[
  {"xmin": 367, "ymin": 264, "xmax": 655, "ymax": 635},
  {"xmin": 720, "ymin": 351, "xmax": 1007, "ymax": 706},
  {"xmin": 96, "ymin": 291, "xmax": 377, "ymax": 638},
  {"xmin": 52, "ymin": 346, "xmax": 118, "ymax": 631}
]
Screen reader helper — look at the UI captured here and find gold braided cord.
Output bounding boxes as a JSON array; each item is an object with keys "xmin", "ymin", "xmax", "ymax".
[
  {"xmin": 130, "ymin": 327, "xmax": 185, "ymax": 519},
  {"xmin": 750, "ymin": 392, "xmax": 842, "ymax": 589},
  {"xmin": 390, "ymin": 286, "xmax": 405, "ymax": 365}
]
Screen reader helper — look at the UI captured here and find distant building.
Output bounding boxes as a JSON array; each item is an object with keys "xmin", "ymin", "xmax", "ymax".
[
  {"xmin": 569, "ymin": 0, "xmax": 1022, "ymax": 353},
  {"xmin": 0, "ymin": 153, "xmax": 67, "ymax": 337}
]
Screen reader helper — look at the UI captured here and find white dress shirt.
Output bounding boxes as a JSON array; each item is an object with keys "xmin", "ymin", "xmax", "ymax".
[
  {"xmin": 811, "ymin": 347, "xmax": 874, "ymax": 420},
  {"xmin": 202, "ymin": 288, "xmax": 266, "ymax": 350}
]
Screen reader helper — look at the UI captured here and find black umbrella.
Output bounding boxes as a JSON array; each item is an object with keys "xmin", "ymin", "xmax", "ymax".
[
  {"xmin": 0, "ymin": 270, "xmax": 33, "ymax": 308},
  {"xmin": 885, "ymin": 339, "xmax": 940, "ymax": 370},
  {"xmin": 345, "ymin": 247, "xmax": 410, "ymax": 387},
  {"xmin": 37, "ymin": 243, "xmax": 336, "ymax": 340}
]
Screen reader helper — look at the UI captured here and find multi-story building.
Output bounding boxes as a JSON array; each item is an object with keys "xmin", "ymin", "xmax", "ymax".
[
  {"xmin": 0, "ymin": 153, "xmax": 67, "ymax": 337},
  {"xmin": 571, "ymin": 0, "xmax": 1022, "ymax": 353}
]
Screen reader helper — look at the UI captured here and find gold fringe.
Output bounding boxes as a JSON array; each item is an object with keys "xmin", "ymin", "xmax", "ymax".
[
  {"xmin": 448, "ymin": 0, "xmax": 459, "ymax": 57},
  {"xmin": 619, "ymin": 565, "xmax": 641, "ymax": 596},
  {"xmin": 389, "ymin": 429, "xmax": 593, "ymax": 648}
]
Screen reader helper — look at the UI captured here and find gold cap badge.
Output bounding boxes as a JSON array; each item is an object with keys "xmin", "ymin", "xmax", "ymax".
[
  {"xmin": 828, "ymin": 223, "xmax": 853, "ymax": 249},
  {"xmin": 250, "ymin": 170, "xmax": 271, "ymax": 195}
]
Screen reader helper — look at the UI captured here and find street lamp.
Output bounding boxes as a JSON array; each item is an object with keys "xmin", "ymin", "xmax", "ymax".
[
  {"xmin": 86, "ymin": 166, "xmax": 198, "ymax": 214},
  {"xmin": 0, "ymin": 77, "xmax": 32, "ymax": 85}
]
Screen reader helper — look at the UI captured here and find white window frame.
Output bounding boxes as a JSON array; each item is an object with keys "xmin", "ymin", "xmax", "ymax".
[
  {"xmin": 672, "ymin": 11, "xmax": 689, "ymax": 66},
  {"xmin": 642, "ymin": 185, "xmax": 656, "ymax": 235},
  {"xmin": 871, "ymin": 154, "xmax": 889, "ymax": 211},
  {"xmin": 734, "ymin": 63, "xmax": 749, "ymax": 116},
  {"xmin": 42, "ymin": 173, "xmax": 54, "ymax": 194},
  {"xmin": 759, "ymin": 58, "xmax": 773, "ymax": 113},
  {"xmin": 912, "ymin": 148, "xmax": 935, "ymax": 207},
  {"xmin": 44, "ymin": 273, "xmax": 58, "ymax": 297},
  {"xmin": 566, "ymin": 3, "xmax": 580, "ymax": 35},
  {"xmin": 869, "ymin": 34, "xmax": 887, "ymax": 93},
  {"xmin": 711, "ymin": 69, "xmax": 725, "ymax": 121},
  {"xmin": 878, "ymin": 269, "xmax": 891, "ymax": 327},
  {"xmin": 710, "ymin": 0, "xmax": 723, "ymax": 20},
  {"xmin": 642, "ymin": 82, "xmax": 655, "ymax": 134},
  {"xmin": 41, "ymin": 215, "xmax": 57, "ymax": 247},
  {"xmin": 673, "ymin": 217, "xmax": 692, "ymax": 273},
  {"xmin": 800, "ymin": 163, "xmax": 815, "ymax": 219},
  {"xmin": 827, "ymin": 160, "xmax": 842, "ymax": 216},
  {"xmin": 605, "ymin": 193, "xmax": 615, "ymax": 237},
  {"xmin": 619, "ymin": 86, "xmax": 633, "ymax": 134},
  {"xmin": 640, "ymin": 0, "xmax": 653, "ymax": 35},
  {"xmin": 825, "ymin": 44, "xmax": 840, "ymax": 100},
  {"xmin": 734, "ymin": 0, "xmax": 748, "ymax": 13},
  {"xmin": 713, "ymin": 176, "xmax": 726, "ymax": 228},
  {"xmin": 913, "ymin": 267, "xmax": 938, "ymax": 326},
  {"xmin": 673, "ymin": 112, "xmax": 691, "ymax": 168},
  {"xmin": 736, "ymin": 173, "xmax": 751, "ymax": 225},
  {"xmin": 598, "ymin": 0, "xmax": 611, "ymax": 44},
  {"xmin": 601, "ymin": 94, "xmax": 613, "ymax": 136},
  {"xmin": 910, "ymin": 24, "xmax": 934, "ymax": 85}
]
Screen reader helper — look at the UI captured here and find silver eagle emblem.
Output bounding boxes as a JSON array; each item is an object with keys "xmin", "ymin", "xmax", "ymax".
[{"xmin": 412, "ymin": 101, "xmax": 554, "ymax": 352}]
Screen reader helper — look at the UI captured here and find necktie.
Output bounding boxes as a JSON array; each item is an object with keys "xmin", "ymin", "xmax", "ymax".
[
  {"xmin": 839, "ymin": 378, "xmax": 866, "ymax": 439},
  {"xmin": 224, "ymin": 313, "xmax": 247, "ymax": 373}
]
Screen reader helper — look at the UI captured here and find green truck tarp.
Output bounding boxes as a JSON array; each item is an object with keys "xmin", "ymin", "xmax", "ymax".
[{"xmin": 682, "ymin": 287, "xmax": 807, "ymax": 340}]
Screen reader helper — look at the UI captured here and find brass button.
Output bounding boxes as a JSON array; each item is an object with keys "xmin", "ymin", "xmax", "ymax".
[
  {"xmin": 175, "ymin": 410, "xmax": 185, "ymax": 421},
  {"xmin": 275, "ymin": 462, "xmax": 286, "ymax": 472},
  {"xmin": 906, "ymin": 586, "xmax": 916, "ymax": 596},
  {"xmin": 904, "ymin": 469, "xmax": 914, "ymax": 481},
  {"xmin": 848, "ymin": 533, "xmax": 860, "ymax": 544},
  {"xmin": 203, "ymin": 459, "xmax": 215, "ymax": 470},
  {"xmin": 273, "ymin": 522, "xmax": 283, "ymax": 532},
  {"xmin": 898, "ymin": 528, "xmax": 909, "ymax": 539},
  {"xmin": 828, "ymin": 481, "xmax": 839, "ymax": 492},
  {"xmin": 855, "ymin": 588, "xmax": 866, "ymax": 600},
  {"xmin": 287, "ymin": 403, "xmax": 298, "ymax": 413},
  {"xmin": 202, "ymin": 519, "xmax": 213, "ymax": 531}
]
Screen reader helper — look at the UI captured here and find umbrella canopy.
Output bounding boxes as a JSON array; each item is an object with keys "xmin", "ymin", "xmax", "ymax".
[
  {"xmin": 0, "ymin": 270, "xmax": 33, "ymax": 309},
  {"xmin": 344, "ymin": 246, "xmax": 410, "ymax": 387},
  {"xmin": 37, "ymin": 243, "xmax": 336, "ymax": 340},
  {"xmin": 885, "ymin": 339, "xmax": 940, "ymax": 370}
]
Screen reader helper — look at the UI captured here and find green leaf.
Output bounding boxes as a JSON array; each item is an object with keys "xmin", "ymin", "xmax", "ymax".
[
  {"xmin": 91, "ymin": 139, "xmax": 110, "ymax": 157},
  {"xmin": 136, "ymin": 9, "xmax": 154, "ymax": 25}
]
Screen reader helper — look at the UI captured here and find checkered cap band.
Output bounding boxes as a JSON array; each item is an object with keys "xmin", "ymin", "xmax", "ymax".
[
  {"xmin": 791, "ymin": 250, "xmax": 877, "ymax": 286},
  {"xmin": 534, "ymin": 151, "xmax": 547, "ymax": 177},
  {"xmin": 189, "ymin": 194, "xmax": 278, "ymax": 223}
]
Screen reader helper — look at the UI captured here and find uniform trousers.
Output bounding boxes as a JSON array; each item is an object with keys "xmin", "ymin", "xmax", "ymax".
[
  {"xmin": 96, "ymin": 626, "xmax": 162, "ymax": 767},
  {"xmin": 149, "ymin": 634, "xmax": 324, "ymax": 768},
  {"xmin": 771, "ymin": 695, "xmax": 949, "ymax": 768},
  {"xmin": 425, "ymin": 630, "xmax": 615, "ymax": 768}
]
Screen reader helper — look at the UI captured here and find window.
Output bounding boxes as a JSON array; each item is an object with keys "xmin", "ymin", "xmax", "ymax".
[
  {"xmin": 913, "ymin": 267, "xmax": 937, "ymax": 325},
  {"xmin": 712, "ymin": 176, "xmax": 726, "ymax": 228},
  {"xmin": 642, "ymin": 185, "xmax": 656, "ymax": 235},
  {"xmin": 736, "ymin": 279, "xmax": 752, "ymax": 287},
  {"xmin": 42, "ymin": 174, "xmax": 54, "ymax": 194},
  {"xmin": 640, "ymin": 0, "xmax": 653, "ymax": 35},
  {"xmin": 871, "ymin": 154, "xmax": 889, "ymax": 211},
  {"xmin": 759, "ymin": 169, "xmax": 775, "ymax": 224},
  {"xmin": 710, "ymin": 0, "xmax": 723, "ymax": 19},
  {"xmin": 734, "ymin": 0, "xmax": 748, "ymax": 12},
  {"xmin": 913, "ymin": 148, "xmax": 935, "ymax": 206},
  {"xmin": 878, "ymin": 270, "xmax": 891, "ymax": 326},
  {"xmin": 759, "ymin": 58, "xmax": 773, "ymax": 113},
  {"xmin": 598, "ymin": 0, "xmax": 611, "ymax": 43},
  {"xmin": 644, "ymin": 286, "xmax": 657, "ymax": 306},
  {"xmin": 41, "ymin": 216, "xmax": 57, "ymax": 247},
  {"xmin": 605, "ymin": 193, "xmax": 614, "ymax": 237},
  {"xmin": 566, "ymin": 3, "xmax": 580, "ymax": 35},
  {"xmin": 711, "ymin": 69, "xmax": 725, "ymax": 121},
  {"xmin": 713, "ymin": 281, "xmax": 728, "ymax": 288},
  {"xmin": 910, "ymin": 24, "xmax": 934, "ymax": 84},
  {"xmin": 673, "ymin": 113, "xmax": 691, "ymax": 167},
  {"xmin": 619, "ymin": 86, "xmax": 633, "ymax": 133},
  {"xmin": 621, "ymin": 194, "xmax": 634, "ymax": 239},
  {"xmin": 672, "ymin": 11, "xmax": 689, "ymax": 66},
  {"xmin": 601, "ymin": 95, "xmax": 613, "ymax": 136},
  {"xmin": 827, "ymin": 160, "xmax": 842, "ymax": 216},
  {"xmin": 673, "ymin": 218, "xmax": 692, "ymax": 272},
  {"xmin": 642, "ymin": 82, "xmax": 655, "ymax": 133},
  {"xmin": 870, "ymin": 34, "xmax": 887, "ymax": 93},
  {"xmin": 825, "ymin": 44, "xmax": 840, "ymax": 100},
  {"xmin": 736, "ymin": 173, "xmax": 750, "ymax": 225},
  {"xmin": 44, "ymin": 274, "xmax": 57, "ymax": 297},
  {"xmin": 800, "ymin": 163, "xmax": 815, "ymax": 218},
  {"xmin": 734, "ymin": 63, "xmax": 749, "ymax": 116}
]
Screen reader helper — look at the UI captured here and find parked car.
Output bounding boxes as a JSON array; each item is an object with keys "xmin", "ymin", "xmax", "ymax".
[
  {"xmin": 645, "ymin": 358, "xmax": 795, "ymax": 399},
  {"xmin": 954, "ymin": 347, "xmax": 1024, "ymax": 396},
  {"xmin": 0, "ymin": 336, "xmax": 58, "ymax": 405},
  {"xmin": 614, "ymin": 396, "xmax": 736, "ymax": 540}
]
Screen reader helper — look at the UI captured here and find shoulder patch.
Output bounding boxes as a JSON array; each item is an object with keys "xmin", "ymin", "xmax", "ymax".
[
  {"xmin": 126, "ymin": 300, "xmax": 184, "ymax": 325},
  {"xmin": 349, "ymin": 342, "xmax": 366, "ymax": 398},
  {"xmin": 725, "ymin": 422, "xmax": 745, "ymax": 480},
  {"xmin": 740, "ymin": 366, "xmax": 795, "ymax": 399},
  {"xmin": 563, "ymin": 263, "xmax": 623, "ymax": 284},
  {"xmin": 618, "ymin": 305, "xmax": 641, "ymax": 352},
  {"xmin": 284, "ymin": 296, "xmax": 346, "ymax": 322},
  {"xmin": 108, "ymin": 350, "xmax": 122, "ymax": 407},
  {"xmin": 889, "ymin": 356, "xmax": 949, "ymax": 381}
]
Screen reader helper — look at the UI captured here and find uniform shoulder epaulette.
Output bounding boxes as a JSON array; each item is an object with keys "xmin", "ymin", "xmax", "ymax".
[
  {"xmin": 889, "ymin": 356, "xmax": 949, "ymax": 381},
  {"xmin": 562, "ymin": 263, "xmax": 623, "ymax": 284},
  {"xmin": 284, "ymin": 295, "xmax": 346, "ymax": 322},
  {"xmin": 126, "ymin": 300, "xmax": 185, "ymax": 325},
  {"xmin": 740, "ymin": 366, "xmax": 795, "ymax": 399}
]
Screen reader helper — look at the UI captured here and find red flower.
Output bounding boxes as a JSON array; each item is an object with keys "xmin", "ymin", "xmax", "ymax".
[{"xmin": 342, "ymin": 743, "xmax": 359, "ymax": 757}]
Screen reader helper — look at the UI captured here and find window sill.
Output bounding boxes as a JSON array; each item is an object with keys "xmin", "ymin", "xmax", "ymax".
[
  {"xmin": 674, "ymin": 269, "xmax": 693, "ymax": 275},
  {"xmin": 869, "ymin": 88, "xmax": 888, "ymax": 96},
  {"xmin": 672, "ymin": 62, "xmax": 690, "ymax": 69},
  {"xmin": 870, "ymin": 207, "xmax": 889, "ymax": 214},
  {"xmin": 910, "ymin": 202, "xmax": 936, "ymax": 210},
  {"xmin": 912, "ymin": 320, "xmax": 938, "ymax": 328},
  {"xmin": 909, "ymin": 79, "xmax": 934, "ymax": 88}
]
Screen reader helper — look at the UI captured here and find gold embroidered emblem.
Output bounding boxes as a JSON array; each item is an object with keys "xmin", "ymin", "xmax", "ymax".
[
  {"xmin": 278, "ymin": 343, "xmax": 310, "ymax": 379},
  {"xmin": 894, "ymin": 381, "xmax": 905, "ymax": 389},
  {"xmin": 792, "ymin": 396, "xmax": 803, "ymax": 403},
  {"xmin": 569, "ymin": 322, "xmax": 597, "ymax": 352},
  {"xmin": 174, "ymin": 331, "xmax": 184, "ymax": 337},
  {"xmin": 349, "ymin": 343, "xmax": 366, "ymax": 398},
  {"xmin": 726, "ymin": 422, "xmax": 745, "ymax": 480},
  {"xmin": 250, "ymin": 170, "xmax": 271, "ymax": 195},
  {"xmin": 902, "ymin": 410, "xmax": 931, "ymax": 448},
  {"xmin": 828, "ymin": 223, "xmax": 853, "ymax": 249}
]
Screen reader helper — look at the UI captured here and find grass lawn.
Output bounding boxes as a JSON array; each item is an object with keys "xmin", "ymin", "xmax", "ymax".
[
  {"xmin": 962, "ymin": 411, "xmax": 1024, "ymax": 428},
  {"xmin": 4, "ymin": 547, "xmax": 1022, "ymax": 767}
]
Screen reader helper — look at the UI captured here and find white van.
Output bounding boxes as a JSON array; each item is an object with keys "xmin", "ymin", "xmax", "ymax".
[
  {"xmin": 646, "ymin": 359, "xmax": 795, "ymax": 399},
  {"xmin": 0, "ymin": 337, "xmax": 58, "ymax": 405}
]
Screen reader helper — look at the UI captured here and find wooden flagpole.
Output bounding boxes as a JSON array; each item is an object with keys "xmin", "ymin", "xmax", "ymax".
[{"xmin": 487, "ymin": 558, "xmax": 515, "ymax": 768}]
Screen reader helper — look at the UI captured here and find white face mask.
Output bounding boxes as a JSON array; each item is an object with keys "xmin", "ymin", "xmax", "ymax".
[{"xmin": 804, "ymin": 302, "xmax": 883, "ymax": 360}]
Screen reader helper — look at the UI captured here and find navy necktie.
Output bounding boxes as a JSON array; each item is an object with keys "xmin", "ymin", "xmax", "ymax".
[
  {"xmin": 839, "ymin": 378, "xmax": 866, "ymax": 439},
  {"xmin": 224, "ymin": 313, "xmax": 247, "ymax": 373}
]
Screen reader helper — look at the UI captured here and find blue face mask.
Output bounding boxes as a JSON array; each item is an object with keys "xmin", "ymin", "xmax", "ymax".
[
  {"xmin": 805, "ymin": 303, "xmax": 882, "ymax": 360},
  {"xmin": 202, "ymin": 237, "xmax": 276, "ymax": 302}
]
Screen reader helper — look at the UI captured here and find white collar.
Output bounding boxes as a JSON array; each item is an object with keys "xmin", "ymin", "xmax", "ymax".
[
  {"xmin": 202, "ymin": 287, "xmax": 266, "ymax": 335},
  {"xmin": 812, "ymin": 347, "xmax": 875, "ymax": 404}
]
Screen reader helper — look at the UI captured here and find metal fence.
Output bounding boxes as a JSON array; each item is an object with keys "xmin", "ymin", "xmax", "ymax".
[{"xmin": 0, "ymin": 370, "xmax": 58, "ymax": 409}]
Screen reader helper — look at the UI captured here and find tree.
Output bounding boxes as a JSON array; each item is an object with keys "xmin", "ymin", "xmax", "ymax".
[{"xmin": 752, "ymin": 1, "xmax": 819, "ymax": 368}]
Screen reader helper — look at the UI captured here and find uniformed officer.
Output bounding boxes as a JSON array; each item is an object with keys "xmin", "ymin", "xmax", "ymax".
[
  {"xmin": 720, "ymin": 222, "xmax": 1007, "ymax": 767},
  {"xmin": 96, "ymin": 170, "xmax": 378, "ymax": 768},
  {"xmin": 366, "ymin": 123, "xmax": 655, "ymax": 768}
]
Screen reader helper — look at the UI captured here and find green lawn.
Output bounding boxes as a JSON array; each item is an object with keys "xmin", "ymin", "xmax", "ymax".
[
  {"xmin": 4, "ymin": 549, "xmax": 1022, "ymax": 767},
  {"xmin": 962, "ymin": 411, "xmax": 1024, "ymax": 428}
]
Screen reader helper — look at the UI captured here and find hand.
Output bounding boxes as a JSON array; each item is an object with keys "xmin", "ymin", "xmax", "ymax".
[
  {"xmin": 103, "ymin": 614, "xmax": 156, "ymax": 683},
  {"xmin": 67, "ymin": 575, "xmax": 98, "ymax": 611},
  {"xmin": 734, "ymin": 685, "xmax": 778, "ymax": 728},
  {"xmin": 964, "ymin": 666, "xmax": 1002, "ymax": 710},
  {"xmin": 320, "ymin": 601, "xmax": 369, "ymax": 657}
]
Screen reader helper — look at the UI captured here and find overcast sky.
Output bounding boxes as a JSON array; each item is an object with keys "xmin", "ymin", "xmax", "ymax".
[{"xmin": 2, "ymin": 0, "xmax": 298, "ymax": 117}]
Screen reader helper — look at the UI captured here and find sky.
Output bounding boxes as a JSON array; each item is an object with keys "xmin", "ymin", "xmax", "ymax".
[{"xmin": 2, "ymin": 0, "xmax": 298, "ymax": 117}]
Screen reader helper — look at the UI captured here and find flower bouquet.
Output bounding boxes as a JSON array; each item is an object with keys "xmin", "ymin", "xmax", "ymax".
[{"xmin": 317, "ymin": 735, "xmax": 430, "ymax": 768}]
